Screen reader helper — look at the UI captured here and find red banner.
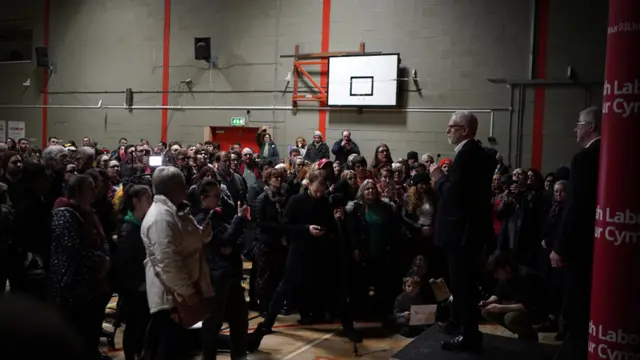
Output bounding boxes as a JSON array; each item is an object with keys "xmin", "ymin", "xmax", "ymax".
[{"xmin": 589, "ymin": 0, "xmax": 640, "ymax": 359}]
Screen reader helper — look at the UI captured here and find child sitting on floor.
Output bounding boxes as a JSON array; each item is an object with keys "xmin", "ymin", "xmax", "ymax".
[
  {"xmin": 394, "ymin": 276, "xmax": 427, "ymax": 337},
  {"xmin": 406, "ymin": 255, "xmax": 452, "ymax": 324}
]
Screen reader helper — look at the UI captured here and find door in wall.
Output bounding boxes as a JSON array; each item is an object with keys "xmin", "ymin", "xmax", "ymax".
[{"xmin": 210, "ymin": 127, "xmax": 260, "ymax": 154}]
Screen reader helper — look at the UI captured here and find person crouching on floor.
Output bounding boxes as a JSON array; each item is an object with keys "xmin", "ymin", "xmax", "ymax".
[
  {"xmin": 394, "ymin": 276, "xmax": 427, "ymax": 337},
  {"xmin": 479, "ymin": 252, "xmax": 548, "ymax": 342}
]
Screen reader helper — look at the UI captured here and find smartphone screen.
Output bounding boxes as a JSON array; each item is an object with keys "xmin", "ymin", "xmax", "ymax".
[{"xmin": 149, "ymin": 156, "xmax": 163, "ymax": 167}]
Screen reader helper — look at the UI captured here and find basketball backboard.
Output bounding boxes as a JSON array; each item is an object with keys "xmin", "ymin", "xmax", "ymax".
[{"xmin": 327, "ymin": 54, "xmax": 400, "ymax": 107}]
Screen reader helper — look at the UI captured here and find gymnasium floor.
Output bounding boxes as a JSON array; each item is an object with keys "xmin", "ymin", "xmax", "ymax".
[
  {"xmin": 103, "ymin": 306, "xmax": 559, "ymax": 359},
  {"xmin": 100, "ymin": 262, "xmax": 560, "ymax": 359}
]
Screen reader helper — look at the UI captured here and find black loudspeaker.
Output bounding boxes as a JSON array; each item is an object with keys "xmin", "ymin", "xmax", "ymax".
[
  {"xmin": 194, "ymin": 37, "xmax": 211, "ymax": 62},
  {"xmin": 35, "ymin": 46, "xmax": 49, "ymax": 67}
]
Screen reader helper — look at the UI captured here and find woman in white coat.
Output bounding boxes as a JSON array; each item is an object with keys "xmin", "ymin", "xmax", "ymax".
[{"xmin": 141, "ymin": 166, "xmax": 213, "ymax": 360}]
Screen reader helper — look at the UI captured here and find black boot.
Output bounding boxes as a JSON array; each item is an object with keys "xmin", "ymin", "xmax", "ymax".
[
  {"xmin": 247, "ymin": 325, "xmax": 268, "ymax": 352},
  {"xmin": 437, "ymin": 321, "xmax": 461, "ymax": 335}
]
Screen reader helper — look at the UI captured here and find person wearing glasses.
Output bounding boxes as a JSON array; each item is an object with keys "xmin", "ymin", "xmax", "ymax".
[
  {"xmin": 239, "ymin": 148, "xmax": 260, "ymax": 190},
  {"xmin": 429, "ymin": 111, "xmax": 496, "ymax": 353},
  {"xmin": 550, "ymin": 107, "xmax": 601, "ymax": 360}
]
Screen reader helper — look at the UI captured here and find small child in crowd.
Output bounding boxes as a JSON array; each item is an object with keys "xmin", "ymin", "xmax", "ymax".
[
  {"xmin": 406, "ymin": 255, "xmax": 452, "ymax": 325},
  {"xmin": 393, "ymin": 276, "xmax": 427, "ymax": 337}
]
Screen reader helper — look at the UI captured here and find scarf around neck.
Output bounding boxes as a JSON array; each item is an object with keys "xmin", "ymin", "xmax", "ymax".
[
  {"xmin": 550, "ymin": 199, "xmax": 563, "ymax": 217},
  {"xmin": 124, "ymin": 210, "xmax": 141, "ymax": 226},
  {"xmin": 264, "ymin": 185, "xmax": 286, "ymax": 204},
  {"xmin": 264, "ymin": 185, "xmax": 286, "ymax": 220}
]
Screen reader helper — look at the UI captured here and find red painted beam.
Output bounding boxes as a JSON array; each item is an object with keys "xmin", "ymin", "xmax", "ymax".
[
  {"xmin": 531, "ymin": 0, "xmax": 550, "ymax": 170},
  {"xmin": 318, "ymin": 0, "xmax": 331, "ymax": 138},
  {"xmin": 41, "ymin": 0, "xmax": 51, "ymax": 148},
  {"xmin": 160, "ymin": 0, "xmax": 171, "ymax": 142}
]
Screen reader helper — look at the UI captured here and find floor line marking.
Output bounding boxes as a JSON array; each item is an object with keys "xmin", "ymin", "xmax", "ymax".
[{"xmin": 282, "ymin": 331, "xmax": 336, "ymax": 360}]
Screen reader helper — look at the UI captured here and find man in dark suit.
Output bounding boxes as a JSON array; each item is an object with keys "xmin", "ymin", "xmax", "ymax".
[
  {"xmin": 551, "ymin": 106, "xmax": 601, "ymax": 360},
  {"xmin": 430, "ymin": 111, "xmax": 496, "ymax": 352}
]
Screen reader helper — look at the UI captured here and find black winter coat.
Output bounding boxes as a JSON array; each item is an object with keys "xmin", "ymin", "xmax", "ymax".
[
  {"xmin": 116, "ymin": 219, "xmax": 146, "ymax": 294},
  {"xmin": 196, "ymin": 209, "xmax": 248, "ymax": 280}
]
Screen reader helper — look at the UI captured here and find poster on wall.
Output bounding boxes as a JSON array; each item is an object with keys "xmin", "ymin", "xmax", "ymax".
[
  {"xmin": 0, "ymin": 121, "xmax": 6, "ymax": 143},
  {"xmin": 7, "ymin": 121, "xmax": 25, "ymax": 139}
]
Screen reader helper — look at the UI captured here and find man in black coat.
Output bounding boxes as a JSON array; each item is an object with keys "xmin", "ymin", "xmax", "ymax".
[
  {"xmin": 430, "ymin": 111, "xmax": 496, "ymax": 352},
  {"xmin": 551, "ymin": 107, "xmax": 601, "ymax": 360},
  {"xmin": 331, "ymin": 130, "xmax": 360, "ymax": 165},
  {"xmin": 256, "ymin": 170, "xmax": 362, "ymax": 343},
  {"xmin": 304, "ymin": 131, "xmax": 331, "ymax": 163}
]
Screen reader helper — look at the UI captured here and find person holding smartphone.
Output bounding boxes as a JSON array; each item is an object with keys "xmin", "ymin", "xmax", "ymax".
[
  {"xmin": 195, "ymin": 179, "xmax": 258, "ymax": 358},
  {"xmin": 479, "ymin": 252, "xmax": 547, "ymax": 342},
  {"xmin": 256, "ymin": 170, "xmax": 362, "ymax": 343},
  {"xmin": 496, "ymin": 168, "xmax": 543, "ymax": 268}
]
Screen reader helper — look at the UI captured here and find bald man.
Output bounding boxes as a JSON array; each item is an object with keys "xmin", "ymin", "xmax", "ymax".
[{"xmin": 430, "ymin": 111, "xmax": 496, "ymax": 352}]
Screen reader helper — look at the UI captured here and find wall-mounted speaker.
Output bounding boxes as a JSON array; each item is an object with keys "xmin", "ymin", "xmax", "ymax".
[
  {"xmin": 194, "ymin": 37, "xmax": 211, "ymax": 62},
  {"xmin": 35, "ymin": 46, "xmax": 49, "ymax": 67}
]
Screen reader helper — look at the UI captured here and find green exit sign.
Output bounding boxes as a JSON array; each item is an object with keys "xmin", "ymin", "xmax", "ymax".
[{"xmin": 230, "ymin": 117, "xmax": 246, "ymax": 126}]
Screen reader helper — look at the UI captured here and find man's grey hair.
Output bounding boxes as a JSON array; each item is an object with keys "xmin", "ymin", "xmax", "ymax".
[
  {"xmin": 42, "ymin": 145, "xmax": 66, "ymax": 166},
  {"xmin": 152, "ymin": 166, "xmax": 185, "ymax": 195},
  {"xmin": 579, "ymin": 106, "xmax": 602, "ymax": 133},
  {"xmin": 451, "ymin": 111, "xmax": 479, "ymax": 135},
  {"xmin": 76, "ymin": 146, "xmax": 95, "ymax": 157},
  {"xmin": 555, "ymin": 179, "xmax": 569, "ymax": 189},
  {"xmin": 421, "ymin": 153, "xmax": 433, "ymax": 162}
]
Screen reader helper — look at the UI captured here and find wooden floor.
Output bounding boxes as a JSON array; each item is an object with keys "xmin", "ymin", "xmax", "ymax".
[
  {"xmin": 102, "ymin": 305, "xmax": 559, "ymax": 359},
  {"xmin": 102, "ymin": 275, "xmax": 561, "ymax": 360}
]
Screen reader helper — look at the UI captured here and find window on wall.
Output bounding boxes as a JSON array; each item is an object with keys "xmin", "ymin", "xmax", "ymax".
[{"xmin": 0, "ymin": 19, "xmax": 33, "ymax": 63}]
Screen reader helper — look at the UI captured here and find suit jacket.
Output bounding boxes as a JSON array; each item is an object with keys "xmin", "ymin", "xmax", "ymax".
[
  {"xmin": 554, "ymin": 139, "xmax": 600, "ymax": 267},
  {"xmin": 434, "ymin": 139, "xmax": 495, "ymax": 252}
]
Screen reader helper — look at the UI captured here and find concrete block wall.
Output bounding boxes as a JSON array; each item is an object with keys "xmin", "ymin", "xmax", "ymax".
[{"xmin": 0, "ymin": 0, "xmax": 608, "ymax": 172}]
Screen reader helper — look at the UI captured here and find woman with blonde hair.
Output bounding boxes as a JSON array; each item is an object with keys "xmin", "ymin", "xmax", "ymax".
[
  {"xmin": 294, "ymin": 136, "xmax": 307, "ymax": 157},
  {"xmin": 345, "ymin": 179, "xmax": 402, "ymax": 320},
  {"xmin": 404, "ymin": 173, "xmax": 436, "ymax": 252},
  {"xmin": 402, "ymin": 172, "xmax": 447, "ymax": 285}
]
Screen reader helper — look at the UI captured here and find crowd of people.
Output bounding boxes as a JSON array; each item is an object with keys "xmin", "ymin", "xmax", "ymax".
[{"xmin": 0, "ymin": 107, "xmax": 601, "ymax": 359}]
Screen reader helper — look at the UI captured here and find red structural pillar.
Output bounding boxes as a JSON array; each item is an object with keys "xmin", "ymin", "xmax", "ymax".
[{"xmin": 588, "ymin": 1, "xmax": 640, "ymax": 359}]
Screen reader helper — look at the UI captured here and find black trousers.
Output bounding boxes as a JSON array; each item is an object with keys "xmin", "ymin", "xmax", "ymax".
[
  {"xmin": 448, "ymin": 250, "xmax": 482, "ymax": 339},
  {"xmin": 351, "ymin": 258, "xmax": 395, "ymax": 319},
  {"xmin": 563, "ymin": 260, "xmax": 592, "ymax": 360},
  {"xmin": 253, "ymin": 243, "xmax": 287, "ymax": 312},
  {"xmin": 201, "ymin": 277, "xmax": 248, "ymax": 360},
  {"xmin": 264, "ymin": 268, "xmax": 353, "ymax": 330},
  {"xmin": 146, "ymin": 310, "xmax": 187, "ymax": 360},
  {"xmin": 121, "ymin": 291, "xmax": 150, "ymax": 360},
  {"xmin": 60, "ymin": 294, "xmax": 111, "ymax": 360}
]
